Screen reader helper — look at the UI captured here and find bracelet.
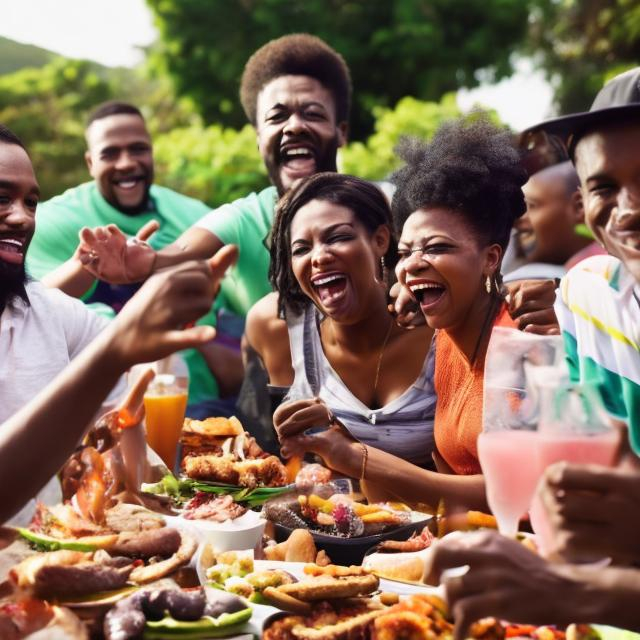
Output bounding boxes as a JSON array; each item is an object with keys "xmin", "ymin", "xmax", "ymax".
[{"xmin": 359, "ymin": 443, "xmax": 368, "ymax": 482}]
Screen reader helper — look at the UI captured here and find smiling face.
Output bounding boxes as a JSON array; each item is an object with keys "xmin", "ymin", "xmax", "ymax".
[
  {"xmin": 396, "ymin": 208, "xmax": 501, "ymax": 330},
  {"xmin": 289, "ymin": 198, "xmax": 389, "ymax": 323},
  {"xmin": 575, "ymin": 121, "xmax": 640, "ymax": 283},
  {"xmin": 0, "ymin": 142, "xmax": 39, "ymax": 306},
  {"xmin": 256, "ymin": 75, "xmax": 347, "ymax": 196},
  {"xmin": 85, "ymin": 113, "xmax": 154, "ymax": 214}
]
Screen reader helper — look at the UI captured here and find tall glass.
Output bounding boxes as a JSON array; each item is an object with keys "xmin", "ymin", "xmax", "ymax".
[
  {"xmin": 144, "ymin": 374, "xmax": 188, "ymax": 471},
  {"xmin": 478, "ymin": 328, "xmax": 566, "ymax": 537},
  {"xmin": 529, "ymin": 383, "xmax": 618, "ymax": 558}
]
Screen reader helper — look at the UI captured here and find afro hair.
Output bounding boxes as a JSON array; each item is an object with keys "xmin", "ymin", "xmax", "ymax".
[
  {"xmin": 391, "ymin": 116, "xmax": 527, "ymax": 252},
  {"xmin": 240, "ymin": 33, "xmax": 351, "ymax": 126}
]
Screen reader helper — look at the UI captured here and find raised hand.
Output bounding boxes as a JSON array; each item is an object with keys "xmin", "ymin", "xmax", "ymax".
[
  {"xmin": 78, "ymin": 220, "xmax": 159, "ymax": 284},
  {"xmin": 108, "ymin": 245, "xmax": 238, "ymax": 368},
  {"xmin": 503, "ymin": 278, "xmax": 560, "ymax": 335},
  {"xmin": 388, "ymin": 281, "xmax": 424, "ymax": 329}
]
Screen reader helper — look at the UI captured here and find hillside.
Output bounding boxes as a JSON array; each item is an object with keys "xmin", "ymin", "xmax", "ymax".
[{"xmin": 0, "ymin": 36, "xmax": 57, "ymax": 75}]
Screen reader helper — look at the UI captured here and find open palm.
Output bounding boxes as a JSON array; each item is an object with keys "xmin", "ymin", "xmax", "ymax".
[{"xmin": 77, "ymin": 221, "xmax": 159, "ymax": 284}]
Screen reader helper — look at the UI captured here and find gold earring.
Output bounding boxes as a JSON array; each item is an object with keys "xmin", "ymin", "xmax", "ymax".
[{"xmin": 485, "ymin": 275, "xmax": 492, "ymax": 294}]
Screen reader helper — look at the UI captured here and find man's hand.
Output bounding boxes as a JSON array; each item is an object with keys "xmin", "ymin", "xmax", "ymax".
[
  {"xmin": 503, "ymin": 279, "xmax": 559, "ymax": 335},
  {"xmin": 78, "ymin": 220, "xmax": 159, "ymax": 284},
  {"xmin": 428, "ymin": 530, "xmax": 589, "ymax": 640},
  {"xmin": 538, "ymin": 461, "xmax": 640, "ymax": 565},
  {"xmin": 388, "ymin": 281, "xmax": 425, "ymax": 329},
  {"xmin": 108, "ymin": 245, "xmax": 238, "ymax": 368},
  {"xmin": 273, "ymin": 397, "xmax": 359, "ymax": 476}
]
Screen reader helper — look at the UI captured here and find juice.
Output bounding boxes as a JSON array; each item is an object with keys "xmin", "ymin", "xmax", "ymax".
[
  {"xmin": 529, "ymin": 430, "xmax": 619, "ymax": 556},
  {"xmin": 477, "ymin": 430, "xmax": 540, "ymax": 537},
  {"xmin": 144, "ymin": 392, "xmax": 188, "ymax": 470}
]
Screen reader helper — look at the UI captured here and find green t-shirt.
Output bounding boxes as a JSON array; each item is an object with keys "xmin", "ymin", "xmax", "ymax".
[
  {"xmin": 195, "ymin": 186, "xmax": 278, "ymax": 317},
  {"xmin": 27, "ymin": 181, "xmax": 223, "ymax": 405}
]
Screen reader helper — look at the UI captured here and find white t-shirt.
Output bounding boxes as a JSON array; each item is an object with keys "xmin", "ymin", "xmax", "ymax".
[{"xmin": 1, "ymin": 281, "xmax": 125, "ymax": 524}]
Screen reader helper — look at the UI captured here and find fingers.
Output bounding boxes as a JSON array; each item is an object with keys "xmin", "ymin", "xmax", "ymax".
[
  {"xmin": 273, "ymin": 398, "xmax": 320, "ymax": 426},
  {"xmin": 546, "ymin": 461, "xmax": 637, "ymax": 494},
  {"xmin": 208, "ymin": 244, "xmax": 239, "ymax": 280},
  {"xmin": 161, "ymin": 325, "xmax": 217, "ymax": 352},
  {"xmin": 276, "ymin": 403, "xmax": 333, "ymax": 440},
  {"xmin": 136, "ymin": 220, "xmax": 160, "ymax": 241},
  {"xmin": 280, "ymin": 434, "xmax": 316, "ymax": 459},
  {"xmin": 523, "ymin": 323, "xmax": 561, "ymax": 336}
]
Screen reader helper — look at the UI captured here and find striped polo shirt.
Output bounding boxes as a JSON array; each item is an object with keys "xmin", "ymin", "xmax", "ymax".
[{"xmin": 555, "ymin": 255, "xmax": 640, "ymax": 454}]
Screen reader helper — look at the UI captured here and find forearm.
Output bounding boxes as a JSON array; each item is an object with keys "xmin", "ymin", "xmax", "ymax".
[
  {"xmin": 42, "ymin": 257, "xmax": 96, "ymax": 298},
  {"xmin": 197, "ymin": 341, "xmax": 244, "ymax": 397},
  {"xmin": 155, "ymin": 228, "xmax": 223, "ymax": 271},
  {"xmin": 554, "ymin": 564, "xmax": 640, "ymax": 631},
  {"xmin": 0, "ymin": 330, "xmax": 123, "ymax": 522}
]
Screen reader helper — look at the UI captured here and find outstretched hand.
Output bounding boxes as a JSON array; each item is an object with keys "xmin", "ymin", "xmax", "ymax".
[
  {"xmin": 78, "ymin": 220, "xmax": 159, "ymax": 284},
  {"xmin": 108, "ymin": 245, "xmax": 238, "ymax": 368},
  {"xmin": 427, "ymin": 530, "xmax": 588, "ymax": 640}
]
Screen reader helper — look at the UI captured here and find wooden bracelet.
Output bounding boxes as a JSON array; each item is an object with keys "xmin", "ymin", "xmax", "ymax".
[{"xmin": 359, "ymin": 443, "xmax": 368, "ymax": 482}]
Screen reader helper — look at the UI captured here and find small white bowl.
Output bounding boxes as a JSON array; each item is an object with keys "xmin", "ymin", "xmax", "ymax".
[{"xmin": 164, "ymin": 510, "xmax": 266, "ymax": 553}]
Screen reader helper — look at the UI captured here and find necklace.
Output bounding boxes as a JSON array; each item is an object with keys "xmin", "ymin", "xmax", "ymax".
[
  {"xmin": 469, "ymin": 295, "xmax": 500, "ymax": 367},
  {"xmin": 373, "ymin": 318, "xmax": 394, "ymax": 394}
]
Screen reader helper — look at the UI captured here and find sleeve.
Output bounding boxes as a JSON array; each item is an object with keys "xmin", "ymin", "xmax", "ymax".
[
  {"xmin": 26, "ymin": 203, "xmax": 82, "ymax": 280},
  {"xmin": 555, "ymin": 277, "xmax": 580, "ymax": 383},
  {"xmin": 193, "ymin": 202, "xmax": 243, "ymax": 246}
]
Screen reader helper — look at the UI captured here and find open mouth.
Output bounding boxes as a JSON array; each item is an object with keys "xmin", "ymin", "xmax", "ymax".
[
  {"xmin": 0, "ymin": 237, "xmax": 26, "ymax": 265},
  {"xmin": 311, "ymin": 272, "xmax": 348, "ymax": 306},
  {"xmin": 280, "ymin": 145, "xmax": 316, "ymax": 175},
  {"xmin": 113, "ymin": 176, "xmax": 145, "ymax": 191},
  {"xmin": 408, "ymin": 281, "xmax": 446, "ymax": 310}
]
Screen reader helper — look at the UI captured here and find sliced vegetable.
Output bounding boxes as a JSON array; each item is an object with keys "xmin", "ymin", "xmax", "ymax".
[
  {"xmin": 16, "ymin": 528, "xmax": 107, "ymax": 552},
  {"xmin": 143, "ymin": 607, "xmax": 253, "ymax": 638}
]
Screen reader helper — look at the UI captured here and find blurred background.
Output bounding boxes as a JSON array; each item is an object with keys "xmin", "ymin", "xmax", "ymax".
[{"xmin": 1, "ymin": 0, "xmax": 638, "ymax": 205}]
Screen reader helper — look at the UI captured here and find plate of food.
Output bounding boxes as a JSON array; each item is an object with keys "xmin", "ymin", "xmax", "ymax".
[{"xmin": 264, "ymin": 493, "xmax": 433, "ymax": 565}]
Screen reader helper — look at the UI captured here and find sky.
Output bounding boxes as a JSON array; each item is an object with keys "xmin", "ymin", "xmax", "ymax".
[{"xmin": 1, "ymin": 0, "xmax": 554, "ymax": 131}]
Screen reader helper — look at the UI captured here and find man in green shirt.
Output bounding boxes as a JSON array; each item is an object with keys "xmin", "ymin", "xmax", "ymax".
[
  {"xmin": 27, "ymin": 101, "xmax": 242, "ymax": 406},
  {"xmin": 76, "ymin": 35, "xmax": 352, "ymax": 317}
]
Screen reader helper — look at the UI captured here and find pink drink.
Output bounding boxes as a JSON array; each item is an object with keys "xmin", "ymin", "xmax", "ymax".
[
  {"xmin": 477, "ymin": 431, "xmax": 541, "ymax": 537},
  {"xmin": 529, "ymin": 430, "xmax": 619, "ymax": 556}
]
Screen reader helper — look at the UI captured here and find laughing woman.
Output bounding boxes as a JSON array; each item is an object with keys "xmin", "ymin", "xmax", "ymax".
[{"xmin": 274, "ymin": 118, "xmax": 527, "ymax": 509}]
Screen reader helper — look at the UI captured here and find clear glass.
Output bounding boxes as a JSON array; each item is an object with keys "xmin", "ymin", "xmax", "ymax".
[
  {"xmin": 479, "ymin": 328, "xmax": 566, "ymax": 537},
  {"xmin": 143, "ymin": 373, "xmax": 188, "ymax": 471}
]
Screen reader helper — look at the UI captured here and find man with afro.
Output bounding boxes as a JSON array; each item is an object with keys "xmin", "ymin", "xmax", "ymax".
[{"xmin": 79, "ymin": 34, "xmax": 352, "ymax": 319}]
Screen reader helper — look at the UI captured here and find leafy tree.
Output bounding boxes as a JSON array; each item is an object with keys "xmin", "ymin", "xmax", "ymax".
[
  {"xmin": 146, "ymin": 0, "xmax": 531, "ymax": 139},
  {"xmin": 527, "ymin": 0, "xmax": 640, "ymax": 114}
]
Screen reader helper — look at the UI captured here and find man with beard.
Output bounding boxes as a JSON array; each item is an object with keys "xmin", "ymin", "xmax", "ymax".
[
  {"xmin": 76, "ymin": 34, "xmax": 350, "ymax": 318},
  {"xmin": 26, "ymin": 101, "xmax": 242, "ymax": 407}
]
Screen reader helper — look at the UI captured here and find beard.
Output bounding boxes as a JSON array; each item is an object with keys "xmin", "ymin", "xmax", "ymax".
[
  {"xmin": 267, "ymin": 132, "xmax": 341, "ymax": 196},
  {"xmin": 0, "ymin": 260, "xmax": 29, "ymax": 315}
]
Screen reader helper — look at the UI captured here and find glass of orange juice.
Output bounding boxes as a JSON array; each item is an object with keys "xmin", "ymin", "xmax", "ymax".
[{"xmin": 143, "ymin": 374, "xmax": 188, "ymax": 471}]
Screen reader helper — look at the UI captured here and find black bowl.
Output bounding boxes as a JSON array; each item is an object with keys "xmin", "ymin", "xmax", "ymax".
[{"xmin": 274, "ymin": 516, "xmax": 433, "ymax": 566}]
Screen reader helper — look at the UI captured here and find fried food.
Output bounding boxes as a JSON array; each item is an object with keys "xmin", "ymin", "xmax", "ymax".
[
  {"xmin": 262, "ymin": 587, "xmax": 312, "ymax": 614},
  {"xmin": 184, "ymin": 453, "xmax": 288, "ymax": 488},
  {"xmin": 303, "ymin": 564, "xmax": 368, "ymax": 578},
  {"xmin": 128, "ymin": 531, "xmax": 197, "ymax": 584},
  {"xmin": 373, "ymin": 610, "xmax": 435, "ymax": 640},
  {"xmin": 277, "ymin": 573, "xmax": 379, "ymax": 601}
]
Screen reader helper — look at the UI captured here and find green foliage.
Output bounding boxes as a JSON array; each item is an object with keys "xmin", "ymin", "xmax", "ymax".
[
  {"xmin": 146, "ymin": 0, "xmax": 531, "ymax": 139},
  {"xmin": 527, "ymin": 0, "xmax": 640, "ymax": 114},
  {"xmin": 0, "ymin": 36, "xmax": 55, "ymax": 75},
  {"xmin": 153, "ymin": 123, "xmax": 268, "ymax": 207}
]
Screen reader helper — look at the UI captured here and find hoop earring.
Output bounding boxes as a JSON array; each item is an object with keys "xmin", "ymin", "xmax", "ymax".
[{"xmin": 485, "ymin": 274, "xmax": 492, "ymax": 294}]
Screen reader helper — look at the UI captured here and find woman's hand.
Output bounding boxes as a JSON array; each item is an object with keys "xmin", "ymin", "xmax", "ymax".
[
  {"xmin": 388, "ymin": 281, "xmax": 424, "ymax": 329},
  {"xmin": 503, "ymin": 279, "xmax": 559, "ymax": 334},
  {"xmin": 273, "ymin": 398, "xmax": 361, "ymax": 477},
  {"xmin": 78, "ymin": 220, "xmax": 159, "ymax": 284},
  {"xmin": 428, "ymin": 530, "xmax": 591, "ymax": 640},
  {"xmin": 538, "ymin": 461, "xmax": 640, "ymax": 565}
]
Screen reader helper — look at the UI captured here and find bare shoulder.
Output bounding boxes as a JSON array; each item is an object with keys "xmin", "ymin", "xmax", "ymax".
[{"xmin": 246, "ymin": 292, "xmax": 287, "ymax": 350}]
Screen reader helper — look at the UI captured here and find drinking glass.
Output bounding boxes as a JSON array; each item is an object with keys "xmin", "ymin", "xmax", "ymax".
[
  {"xmin": 478, "ymin": 328, "xmax": 566, "ymax": 537},
  {"xmin": 529, "ymin": 382, "xmax": 618, "ymax": 558},
  {"xmin": 143, "ymin": 373, "xmax": 189, "ymax": 471}
]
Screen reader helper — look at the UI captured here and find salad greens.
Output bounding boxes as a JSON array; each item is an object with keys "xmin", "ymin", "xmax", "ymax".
[{"xmin": 141, "ymin": 474, "xmax": 293, "ymax": 507}]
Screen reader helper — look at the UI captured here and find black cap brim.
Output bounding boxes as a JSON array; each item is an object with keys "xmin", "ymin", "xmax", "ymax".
[{"xmin": 523, "ymin": 103, "xmax": 640, "ymax": 156}]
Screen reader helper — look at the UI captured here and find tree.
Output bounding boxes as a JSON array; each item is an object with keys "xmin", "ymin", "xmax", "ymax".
[
  {"xmin": 527, "ymin": 0, "xmax": 640, "ymax": 114},
  {"xmin": 146, "ymin": 0, "xmax": 531, "ymax": 139}
]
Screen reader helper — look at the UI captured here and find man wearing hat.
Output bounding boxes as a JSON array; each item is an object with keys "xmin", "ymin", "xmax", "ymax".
[{"xmin": 423, "ymin": 68, "xmax": 640, "ymax": 635}]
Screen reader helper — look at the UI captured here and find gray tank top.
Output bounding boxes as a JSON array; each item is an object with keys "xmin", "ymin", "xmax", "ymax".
[{"xmin": 287, "ymin": 304, "xmax": 436, "ymax": 466}]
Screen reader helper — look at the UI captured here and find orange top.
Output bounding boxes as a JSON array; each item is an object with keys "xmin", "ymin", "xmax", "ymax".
[{"xmin": 433, "ymin": 304, "xmax": 517, "ymax": 475}]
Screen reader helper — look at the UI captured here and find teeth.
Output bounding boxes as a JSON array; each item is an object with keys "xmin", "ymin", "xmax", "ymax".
[
  {"xmin": 0, "ymin": 239, "xmax": 23, "ymax": 248},
  {"xmin": 314, "ymin": 274, "xmax": 344, "ymax": 286},
  {"xmin": 285, "ymin": 148, "xmax": 312, "ymax": 157},
  {"xmin": 409, "ymin": 283, "xmax": 443, "ymax": 293}
]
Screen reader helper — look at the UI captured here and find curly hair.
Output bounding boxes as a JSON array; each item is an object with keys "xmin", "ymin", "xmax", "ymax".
[
  {"xmin": 391, "ymin": 116, "xmax": 527, "ymax": 253},
  {"xmin": 269, "ymin": 172, "xmax": 397, "ymax": 316},
  {"xmin": 240, "ymin": 34, "xmax": 351, "ymax": 126}
]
